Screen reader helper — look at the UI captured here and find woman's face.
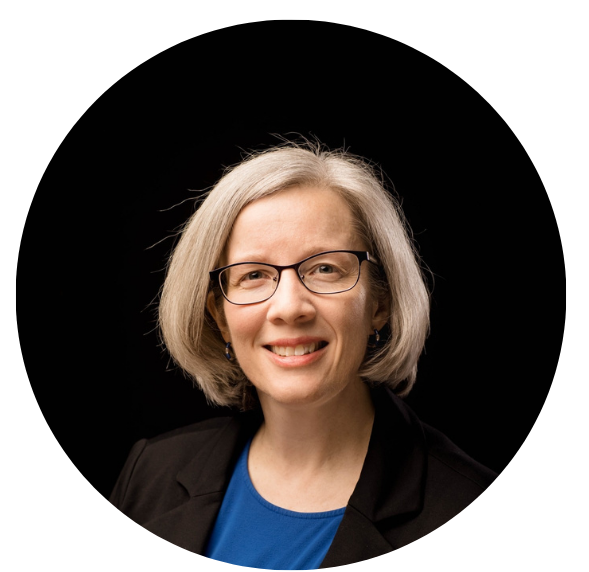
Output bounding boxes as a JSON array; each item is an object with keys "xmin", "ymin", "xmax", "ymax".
[{"xmin": 212, "ymin": 186, "xmax": 387, "ymax": 410}]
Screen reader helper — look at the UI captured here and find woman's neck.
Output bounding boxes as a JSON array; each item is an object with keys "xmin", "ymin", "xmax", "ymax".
[{"xmin": 247, "ymin": 380, "xmax": 375, "ymax": 511}]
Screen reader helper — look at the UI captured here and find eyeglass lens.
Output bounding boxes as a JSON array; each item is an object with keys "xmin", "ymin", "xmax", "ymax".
[{"xmin": 219, "ymin": 251, "xmax": 361, "ymax": 304}]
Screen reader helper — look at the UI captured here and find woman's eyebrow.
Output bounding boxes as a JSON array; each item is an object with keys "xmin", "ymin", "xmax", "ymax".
[{"xmin": 228, "ymin": 247, "xmax": 349, "ymax": 264}]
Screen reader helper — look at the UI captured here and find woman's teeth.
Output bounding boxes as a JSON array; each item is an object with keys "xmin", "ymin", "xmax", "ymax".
[{"xmin": 270, "ymin": 343, "xmax": 320, "ymax": 357}]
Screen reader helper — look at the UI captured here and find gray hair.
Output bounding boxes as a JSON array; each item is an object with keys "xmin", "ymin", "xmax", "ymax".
[{"xmin": 158, "ymin": 141, "xmax": 430, "ymax": 408}]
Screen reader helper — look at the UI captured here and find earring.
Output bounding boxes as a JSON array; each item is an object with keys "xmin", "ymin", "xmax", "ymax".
[
  {"xmin": 368, "ymin": 328, "xmax": 380, "ymax": 348},
  {"xmin": 225, "ymin": 342, "xmax": 234, "ymax": 361}
]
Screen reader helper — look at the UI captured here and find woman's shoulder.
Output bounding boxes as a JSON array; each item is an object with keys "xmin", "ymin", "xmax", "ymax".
[
  {"xmin": 147, "ymin": 415, "xmax": 236, "ymax": 448},
  {"xmin": 420, "ymin": 418, "xmax": 497, "ymax": 485},
  {"xmin": 130, "ymin": 413, "xmax": 247, "ymax": 472},
  {"xmin": 365, "ymin": 387, "xmax": 498, "ymax": 548},
  {"xmin": 109, "ymin": 413, "xmax": 253, "ymax": 520},
  {"xmin": 375, "ymin": 387, "xmax": 497, "ymax": 492}
]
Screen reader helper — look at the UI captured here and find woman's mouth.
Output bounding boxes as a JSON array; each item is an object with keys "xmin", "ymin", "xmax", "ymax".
[{"xmin": 264, "ymin": 341, "xmax": 328, "ymax": 357}]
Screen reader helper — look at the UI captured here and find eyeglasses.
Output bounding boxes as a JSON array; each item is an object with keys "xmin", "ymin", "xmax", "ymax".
[{"xmin": 209, "ymin": 250, "xmax": 378, "ymax": 305}]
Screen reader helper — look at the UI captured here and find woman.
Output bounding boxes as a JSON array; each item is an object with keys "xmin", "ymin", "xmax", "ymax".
[{"xmin": 110, "ymin": 142, "xmax": 496, "ymax": 569}]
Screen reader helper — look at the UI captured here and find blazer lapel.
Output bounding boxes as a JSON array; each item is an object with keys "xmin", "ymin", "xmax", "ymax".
[
  {"xmin": 320, "ymin": 506, "xmax": 394, "ymax": 567},
  {"xmin": 144, "ymin": 492, "xmax": 227, "ymax": 554},
  {"xmin": 143, "ymin": 412, "xmax": 262, "ymax": 555},
  {"xmin": 140, "ymin": 388, "xmax": 426, "ymax": 565},
  {"xmin": 321, "ymin": 387, "xmax": 428, "ymax": 566}
]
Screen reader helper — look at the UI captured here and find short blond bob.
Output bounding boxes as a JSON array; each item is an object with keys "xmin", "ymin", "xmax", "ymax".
[{"xmin": 159, "ymin": 141, "xmax": 430, "ymax": 408}]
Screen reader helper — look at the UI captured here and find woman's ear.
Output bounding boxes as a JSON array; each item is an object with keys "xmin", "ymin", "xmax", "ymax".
[
  {"xmin": 206, "ymin": 290, "xmax": 230, "ymax": 342},
  {"xmin": 371, "ymin": 292, "xmax": 391, "ymax": 333}
]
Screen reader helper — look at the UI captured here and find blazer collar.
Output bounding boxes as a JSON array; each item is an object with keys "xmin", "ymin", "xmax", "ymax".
[
  {"xmin": 145, "ymin": 411, "xmax": 263, "ymax": 555},
  {"xmin": 320, "ymin": 387, "xmax": 428, "ymax": 566},
  {"xmin": 175, "ymin": 387, "xmax": 426, "ymax": 519},
  {"xmin": 176, "ymin": 410, "xmax": 263, "ymax": 499},
  {"xmin": 348, "ymin": 386, "xmax": 427, "ymax": 523},
  {"xmin": 167, "ymin": 387, "xmax": 427, "ymax": 563}
]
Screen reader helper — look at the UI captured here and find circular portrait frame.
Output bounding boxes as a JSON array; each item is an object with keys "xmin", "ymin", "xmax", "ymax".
[{"xmin": 14, "ymin": 18, "xmax": 568, "ymax": 572}]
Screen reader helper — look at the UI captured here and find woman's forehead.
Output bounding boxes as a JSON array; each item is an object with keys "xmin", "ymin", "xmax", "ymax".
[{"xmin": 224, "ymin": 186, "xmax": 364, "ymax": 264}]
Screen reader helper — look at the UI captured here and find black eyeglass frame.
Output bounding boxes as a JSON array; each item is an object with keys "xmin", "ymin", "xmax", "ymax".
[{"xmin": 209, "ymin": 250, "xmax": 379, "ymax": 306}]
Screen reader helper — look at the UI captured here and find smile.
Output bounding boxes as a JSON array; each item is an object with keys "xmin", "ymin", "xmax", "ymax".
[{"xmin": 267, "ymin": 341, "xmax": 328, "ymax": 357}]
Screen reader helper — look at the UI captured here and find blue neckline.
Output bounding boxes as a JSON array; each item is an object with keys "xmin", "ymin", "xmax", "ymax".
[{"xmin": 239, "ymin": 439, "xmax": 347, "ymax": 520}]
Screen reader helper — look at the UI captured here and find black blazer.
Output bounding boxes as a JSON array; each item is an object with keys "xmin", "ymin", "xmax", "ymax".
[{"xmin": 110, "ymin": 387, "xmax": 497, "ymax": 567}]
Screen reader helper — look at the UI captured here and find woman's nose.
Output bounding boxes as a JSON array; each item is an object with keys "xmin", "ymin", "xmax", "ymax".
[{"xmin": 266, "ymin": 268, "xmax": 316, "ymax": 324}]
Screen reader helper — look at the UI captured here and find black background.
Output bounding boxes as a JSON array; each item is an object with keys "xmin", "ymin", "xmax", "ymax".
[{"xmin": 17, "ymin": 22, "xmax": 565, "ymax": 499}]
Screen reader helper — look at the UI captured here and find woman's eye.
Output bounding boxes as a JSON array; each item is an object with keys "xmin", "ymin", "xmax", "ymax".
[
  {"xmin": 243, "ymin": 271, "xmax": 265, "ymax": 281},
  {"xmin": 309, "ymin": 263, "xmax": 342, "ymax": 278}
]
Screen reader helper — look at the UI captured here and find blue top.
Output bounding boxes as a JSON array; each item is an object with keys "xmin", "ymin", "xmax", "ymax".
[{"xmin": 204, "ymin": 439, "xmax": 346, "ymax": 570}]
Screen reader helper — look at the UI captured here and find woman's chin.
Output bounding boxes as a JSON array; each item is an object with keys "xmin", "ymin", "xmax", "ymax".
[
  {"xmin": 256, "ymin": 381, "xmax": 334, "ymax": 409},
  {"xmin": 254, "ymin": 375, "xmax": 363, "ymax": 411}
]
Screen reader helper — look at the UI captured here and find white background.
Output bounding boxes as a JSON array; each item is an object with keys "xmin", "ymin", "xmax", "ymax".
[{"xmin": 2, "ymin": 1, "xmax": 587, "ymax": 570}]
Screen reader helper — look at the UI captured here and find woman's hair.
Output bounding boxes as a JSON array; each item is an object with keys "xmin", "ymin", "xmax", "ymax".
[{"xmin": 159, "ymin": 140, "xmax": 430, "ymax": 408}]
